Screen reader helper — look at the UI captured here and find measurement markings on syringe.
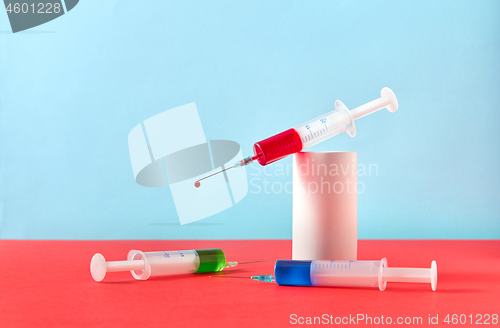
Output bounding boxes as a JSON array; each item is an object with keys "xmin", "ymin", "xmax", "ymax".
[
  {"xmin": 302, "ymin": 129, "xmax": 327, "ymax": 142},
  {"xmin": 301, "ymin": 119, "xmax": 328, "ymax": 143},
  {"xmin": 321, "ymin": 118, "xmax": 328, "ymax": 130},
  {"xmin": 311, "ymin": 261, "xmax": 354, "ymax": 269}
]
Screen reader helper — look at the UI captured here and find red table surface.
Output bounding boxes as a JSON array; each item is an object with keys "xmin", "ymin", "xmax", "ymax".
[{"xmin": 0, "ymin": 240, "xmax": 499, "ymax": 327}]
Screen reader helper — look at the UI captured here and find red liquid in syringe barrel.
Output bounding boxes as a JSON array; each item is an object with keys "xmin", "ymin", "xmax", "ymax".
[{"xmin": 253, "ymin": 129, "xmax": 303, "ymax": 166}]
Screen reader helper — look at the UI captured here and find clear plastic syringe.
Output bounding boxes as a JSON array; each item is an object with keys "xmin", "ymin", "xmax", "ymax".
[
  {"xmin": 195, "ymin": 87, "xmax": 398, "ymax": 187},
  {"xmin": 252, "ymin": 259, "xmax": 437, "ymax": 291},
  {"xmin": 90, "ymin": 248, "xmax": 256, "ymax": 282}
]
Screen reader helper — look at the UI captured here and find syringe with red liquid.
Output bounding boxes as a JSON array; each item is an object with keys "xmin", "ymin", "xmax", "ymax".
[{"xmin": 195, "ymin": 87, "xmax": 398, "ymax": 187}]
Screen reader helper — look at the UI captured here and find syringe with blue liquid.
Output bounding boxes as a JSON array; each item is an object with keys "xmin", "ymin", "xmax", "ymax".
[{"xmin": 215, "ymin": 259, "xmax": 438, "ymax": 291}]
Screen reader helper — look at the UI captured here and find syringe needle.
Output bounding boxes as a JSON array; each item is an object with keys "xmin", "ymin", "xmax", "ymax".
[
  {"xmin": 194, "ymin": 166, "xmax": 235, "ymax": 188},
  {"xmin": 236, "ymin": 260, "xmax": 268, "ymax": 265},
  {"xmin": 225, "ymin": 259, "xmax": 268, "ymax": 268},
  {"xmin": 210, "ymin": 275, "xmax": 251, "ymax": 278},
  {"xmin": 209, "ymin": 274, "xmax": 276, "ymax": 283},
  {"xmin": 194, "ymin": 155, "xmax": 260, "ymax": 188}
]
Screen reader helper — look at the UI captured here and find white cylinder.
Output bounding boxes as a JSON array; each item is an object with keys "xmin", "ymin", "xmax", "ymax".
[{"xmin": 292, "ymin": 151, "xmax": 358, "ymax": 261}]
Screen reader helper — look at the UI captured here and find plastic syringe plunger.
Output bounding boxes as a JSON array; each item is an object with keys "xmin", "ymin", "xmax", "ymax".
[
  {"xmin": 382, "ymin": 260, "xmax": 438, "ymax": 291},
  {"xmin": 91, "ymin": 253, "xmax": 145, "ymax": 282},
  {"xmin": 349, "ymin": 87, "xmax": 398, "ymax": 120}
]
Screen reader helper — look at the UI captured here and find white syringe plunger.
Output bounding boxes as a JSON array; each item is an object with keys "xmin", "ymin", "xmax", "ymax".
[
  {"xmin": 91, "ymin": 253, "xmax": 145, "ymax": 282},
  {"xmin": 349, "ymin": 87, "xmax": 398, "ymax": 120},
  {"xmin": 381, "ymin": 260, "xmax": 438, "ymax": 291},
  {"xmin": 294, "ymin": 87, "xmax": 398, "ymax": 149}
]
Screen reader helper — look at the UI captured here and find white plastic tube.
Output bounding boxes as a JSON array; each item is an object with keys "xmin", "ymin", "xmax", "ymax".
[{"xmin": 292, "ymin": 151, "xmax": 357, "ymax": 261}]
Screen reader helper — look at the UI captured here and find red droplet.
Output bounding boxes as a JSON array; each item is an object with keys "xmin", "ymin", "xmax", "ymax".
[{"xmin": 194, "ymin": 181, "xmax": 201, "ymax": 188}]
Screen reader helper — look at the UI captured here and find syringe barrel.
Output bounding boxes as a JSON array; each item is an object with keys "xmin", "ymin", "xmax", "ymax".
[
  {"xmin": 127, "ymin": 249, "xmax": 226, "ymax": 280},
  {"xmin": 252, "ymin": 128, "xmax": 303, "ymax": 166},
  {"xmin": 274, "ymin": 260, "xmax": 384, "ymax": 289},
  {"xmin": 310, "ymin": 260, "xmax": 385, "ymax": 289},
  {"xmin": 293, "ymin": 106, "xmax": 353, "ymax": 150},
  {"xmin": 250, "ymin": 106, "xmax": 354, "ymax": 166}
]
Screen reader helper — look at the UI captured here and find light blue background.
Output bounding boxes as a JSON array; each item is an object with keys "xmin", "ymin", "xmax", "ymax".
[{"xmin": 1, "ymin": 0, "xmax": 499, "ymax": 239}]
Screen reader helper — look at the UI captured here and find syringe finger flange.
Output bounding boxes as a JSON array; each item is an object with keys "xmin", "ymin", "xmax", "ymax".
[{"xmin": 334, "ymin": 100, "xmax": 356, "ymax": 137}]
